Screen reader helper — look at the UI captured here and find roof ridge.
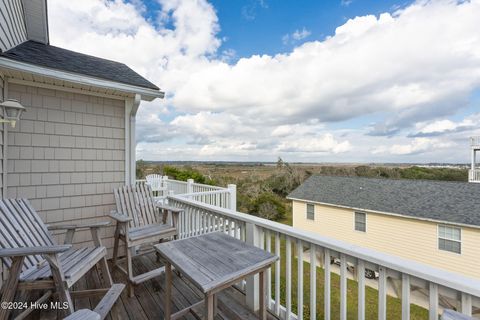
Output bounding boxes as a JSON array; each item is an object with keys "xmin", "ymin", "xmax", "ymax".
[{"xmin": 309, "ymin": 174, "xmax": 469, "ymax": 185}]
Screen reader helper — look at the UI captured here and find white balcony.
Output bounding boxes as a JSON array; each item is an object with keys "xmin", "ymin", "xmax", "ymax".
[{"xmin": 470, "ymin": 136, "xmax": 480, "ymax": 148}]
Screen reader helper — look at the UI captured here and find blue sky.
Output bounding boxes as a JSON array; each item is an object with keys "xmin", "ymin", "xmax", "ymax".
[
  {"xmin": 48, "ymin": 0, "xmax": 480, "ymax": 163},
  {"xmin": 210, "ymin": 0, "xmax": 404, "ymax": 58}
]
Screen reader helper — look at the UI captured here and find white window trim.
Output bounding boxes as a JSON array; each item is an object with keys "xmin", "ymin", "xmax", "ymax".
[
  {"xmin": 437, "ymin": 224, "xmax": 462, "ymax": 255},
  {"xmin": 306, "ymin": 203, "xmax": 315, "ymax": 221},
  {"xmin": 354, "ymin": 211, "xmax": 367, "ymax": 233}
]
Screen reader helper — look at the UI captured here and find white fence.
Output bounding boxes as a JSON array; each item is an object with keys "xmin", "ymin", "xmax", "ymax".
[
  {"xmin": 166, "ymin": 179, "xmax": 189, "ymax": 194},
  {"xmin": 138, "ymin": 177, "xmax": 237, "ymax": 210},
  {"xmin": 468, "ymin": 169, "xmax": 480, "ymax": 183},
  {"xmin": 470, "ymin": 136, "xmax": 480, "ymax": 147},
  {"xmin": 168, "ymin": 195, "xmax": 480, "ymax": 320}
]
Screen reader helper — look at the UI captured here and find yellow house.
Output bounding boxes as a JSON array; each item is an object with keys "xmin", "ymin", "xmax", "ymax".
[{"xmin": 287, "ymin": 175, "xmax": 480, "ymax": 279}]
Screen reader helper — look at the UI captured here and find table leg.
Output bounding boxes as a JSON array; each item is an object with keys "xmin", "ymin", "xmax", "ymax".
[
  {"xmin": 165, "ymin": 262, "xmax": 172, "ymax": 320},
  {"xmin": 205, "ymin": 294, "xmax": 214, "ymax": 320},
  {"xmin": 213, "ymin": 294, "xmax": 218, "ymax": 317},
  {"xmin": 259, "ymin": 270, "xmax": 267, "ymax": 320}
]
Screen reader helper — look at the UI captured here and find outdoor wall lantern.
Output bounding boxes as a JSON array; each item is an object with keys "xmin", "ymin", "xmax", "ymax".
[{"xmin": 0, "ymin": 99, "xmax": 26, "ymax": 128}]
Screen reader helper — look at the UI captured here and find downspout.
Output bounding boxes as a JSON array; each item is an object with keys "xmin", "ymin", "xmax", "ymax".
[
  {"xmin": 130, "ymin": 94, "xmax": 141, "ymax": 185},
  {"xmin": 2, "ymin": 78, "xmax": 8, "ymax": 199}
]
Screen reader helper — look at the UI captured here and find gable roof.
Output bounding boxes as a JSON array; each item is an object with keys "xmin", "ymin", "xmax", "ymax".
[
  {"xmin": 287, "ymin": 175, "xmax": 480, "ymax": 227},
  {"xmin": 1, "ymin": 40, "xmax": 159, "ymax": 91}
]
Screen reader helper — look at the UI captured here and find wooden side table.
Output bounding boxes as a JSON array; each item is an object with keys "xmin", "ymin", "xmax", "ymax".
[{"xmin": 155, "ymin": 232, "xmax": 278, "ymax": 320}]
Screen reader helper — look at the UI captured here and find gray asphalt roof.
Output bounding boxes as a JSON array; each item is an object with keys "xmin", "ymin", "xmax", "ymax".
[
  {"xmin": 1, "ymin": 41, "xmax": 159, "ymax": 90},
  {"xmin": 287, "ymin": 175, "xmax": 480, "ymax": 227}
]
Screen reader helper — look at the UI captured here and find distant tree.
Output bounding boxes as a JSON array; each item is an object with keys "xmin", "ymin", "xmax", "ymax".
[
  {"xmin": 136, "ymin": 159, "xmax": 147, "ymax": 179},
  {"xmin": 276, "ymin": 157, "xmax": 285, "ymax": 168},
  {"xmin": 151, "ymin": 164, "xmax": 163, "ymax": 174},
  {"xmin": 267, "ymin": 159, "xmax": 304, "ymax": 196},
  {"xmin": 163, "ymin": 165, "xmax": 216, "ymax": 185},
  {"xmin": 250, "ymin": 192, "xmax": 286, "ymax": 221}
]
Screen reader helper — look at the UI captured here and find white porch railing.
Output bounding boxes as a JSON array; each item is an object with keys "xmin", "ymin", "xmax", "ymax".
[
  {"xmin": 470, "ymin": 136, "xmax": 480, "ymax": 147},
  {"xmin": 468, "ymin": 169, "xmax": 480, "ymax": 183},
  {"xmin": 166, "ymin": 179, "xmax": 189, "ymax": 194},
  {"xmin": 138, "ymin": 177, "xmax": 234, "ymax": 199},
  {"xmin": 180, "ymin": 189, "xmax": 234, "ymax": 211},
  {"xmin": 167, "ymin": 195, "xmax": 480, "ymax": 320}
]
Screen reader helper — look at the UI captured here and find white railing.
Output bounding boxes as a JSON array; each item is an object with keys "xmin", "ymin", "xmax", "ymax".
[
  {"xmin": 181, "ymin": 189, "xmax": 232, "ymax": 210},
  {"xmin": 470, "ymin": 136, "xmax": 480, "ymax": 147},
  {"xmin": 191, "ymin": 182, "xmax": 224, "ymax": 193},
  {"xmin": 138, "ymin": 177, "xmax": 231, "ymax": 196},
  {"xmin": 468, "ymin": 169, "xmax": 480, "ymax": 183},
  {"xmin": 166, "ymin": 179, "xmax": 189, "ymax": 194},
  {"xmin": 168, "ymin": 195, "xmax": 480, "ymax": 320},
  {"xmin": 138, "ymin": 177, "xmax": 237, "ymax": 210}
]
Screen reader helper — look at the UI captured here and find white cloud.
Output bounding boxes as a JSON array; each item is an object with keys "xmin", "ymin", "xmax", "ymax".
[
  {"xmin": 48, "ymin": 0, "xmax": 480, "ymax": 162},
  {"xmin": 277, "ymin": 134, "xmax": 351, "ymax": 153},
  {"xmin": 373, "ymin": 137, "xmax": 453, "ymax": 156},
  {"xmin": 282, "ymin": 27, "xmax": 311, "ymax": 45},
  {"xmin": 171, "ymin": 1, "xmax": 480, "ymax": 130},
  {"xmin": 411, "ymin": 114, "xmax": 480, "ymax": 137},
  {"xmin": 241, "ymin": 0, "xmax": 268, "ymax": 21}
]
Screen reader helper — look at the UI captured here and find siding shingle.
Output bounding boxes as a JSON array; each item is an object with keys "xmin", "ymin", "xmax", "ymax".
[{"xmin": 7, "ymin": 84, "xmax": 125, "ymax": 255}]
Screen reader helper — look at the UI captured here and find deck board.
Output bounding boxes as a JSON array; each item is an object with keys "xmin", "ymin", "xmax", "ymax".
[{"xmin": 23, "ymin": 253, "xmax": 277, "ymax": 320}]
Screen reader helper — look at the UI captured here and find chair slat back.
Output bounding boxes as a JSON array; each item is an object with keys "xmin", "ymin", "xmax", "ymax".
[
  {"xmin": 113, "ymin": 184, "xmax": 158, "ymax": 228},
  {"xmin": 0, "ymin": 199, "xmax": 55, "ymax": 271},
  {"xmin": 145, "ymin": 174, "xmax": 165, "ymax": 192}
]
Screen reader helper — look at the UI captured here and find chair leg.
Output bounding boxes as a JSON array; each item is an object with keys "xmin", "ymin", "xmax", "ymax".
[
  {"xmin": 98, "ymin": 256, "xmax": 113, "ymax": 288},
  {"xmin": 45, "ymin": 254, "xmax": 74, "ymax": 317},
  {"xmin": 112, "ymin": 227, "xmax": 121, "ymax": 267},
  {"xmin": 0, "ymin": 257, "xmax": 24, "ymax": 320},
  {"xmin": 126, "ymin": 245, "xmax": 134, "ymax": 297}
]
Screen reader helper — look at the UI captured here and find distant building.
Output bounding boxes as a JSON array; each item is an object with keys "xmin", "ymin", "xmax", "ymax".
[
  {"xmin": 287, "ymin": 175, "xmax": 480, "ymax": 279},
  {"xmin": 469, "ymin": 136, "xmax": 480, "ymax": 182}
]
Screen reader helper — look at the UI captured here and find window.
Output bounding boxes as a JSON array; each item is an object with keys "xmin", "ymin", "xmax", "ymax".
[
  {"xmin": 438, "ymin": 225, "xmax": 461, "ymax": 254},
  {"xmin": 355, "ymin": 212, "xmax": 366, "ymax": 232},
  {"xmin": 306, "ymin": 203, "xmax": 315, "ymax": 220}
]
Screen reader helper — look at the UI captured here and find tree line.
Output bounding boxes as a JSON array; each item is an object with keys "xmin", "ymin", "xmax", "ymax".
[{"xmin": 136, "ymin": 159, "xmax": 468, "ymax": 223}]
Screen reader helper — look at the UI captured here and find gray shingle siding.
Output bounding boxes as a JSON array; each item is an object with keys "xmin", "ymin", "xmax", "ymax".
[
  {"xmin": 6, "ymin": 82, "xmax": 125, "ymax": 249},
  {"xmin": 287, "ymin": 175, "xmax": 480, "ymax": 227},
  {"xmin": 2, "ymin": 41, "xmax": 159, "ymax": 90}
]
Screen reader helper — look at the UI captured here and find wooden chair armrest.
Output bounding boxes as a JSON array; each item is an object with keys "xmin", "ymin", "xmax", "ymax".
[
  {"xmin": 155, "ymin": 204, "xmax": 183, "ymax": 214},
  {"xmin": 47, "ymin": 221, "xmax": 111, "ymax": 231},
  {"xmin": 0, "ymin": 245, "xmax": 72, "ymax": 258},
  {"xmin": 108, "ymin": 212, "xmax": 132, "ymax": 223},
  {"xmin": 156, "ymin": 205, "xmax": 183, "ymax": 227}
]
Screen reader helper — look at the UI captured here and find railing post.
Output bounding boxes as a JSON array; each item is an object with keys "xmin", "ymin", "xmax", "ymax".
[
  {"xmin": 187, "ymin": 178, "xmax": 194, "ymax": 193},
  {"xmin": 228, "ymin": 184, "xmax": 237, "ymax": 211},
  {"xmin": 163, "ymin": 175, "xmax": 168, "ymax": 194},
  {"xmin": 245, "ymin": 222, "xmax": 260, "ymax": 312}
]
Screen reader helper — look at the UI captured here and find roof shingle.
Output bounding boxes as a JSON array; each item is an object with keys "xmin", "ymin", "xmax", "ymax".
[
  {"xmin": 287, "ymin": 175, "xmax": 480, "ymax": 227},
  {"xmin": 1, "ymin": 41, "xmax": 159, "ymax": 90}
]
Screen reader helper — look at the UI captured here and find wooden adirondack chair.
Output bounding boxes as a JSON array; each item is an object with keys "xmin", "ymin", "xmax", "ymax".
[
  {"xmin": 0, "ymin": 198, "xmax": 121, "ymax": 319},
  {"xmin": 63, "ymin": 283, "xmax": 125, "ymax": 320},
  {"xmin": 145, "ymin": 174, "xmax": 167, "ymax": 197},
  {"xmin": 110, "ymin": 183, "xmax": 183, "ymax": 296}
]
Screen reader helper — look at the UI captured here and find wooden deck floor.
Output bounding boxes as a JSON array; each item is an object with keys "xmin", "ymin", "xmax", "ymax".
[{"xmin": 27, "ymin": 253, "xmax": 277, "ymax": 320}]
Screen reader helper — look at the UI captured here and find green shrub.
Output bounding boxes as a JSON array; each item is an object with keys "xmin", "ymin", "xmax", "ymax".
[
  {"xmin": 163, "ymin": 165, "xmax": 216, "ymax": 185},
  {"xmin": 250, "ymin": 192, "xmax": 286, "ymax": 221}
]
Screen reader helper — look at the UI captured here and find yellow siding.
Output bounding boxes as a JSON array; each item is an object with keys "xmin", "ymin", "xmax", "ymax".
[{"xmin": 292, "ymin": 200, "xmax": 480, "ymax": 279}]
